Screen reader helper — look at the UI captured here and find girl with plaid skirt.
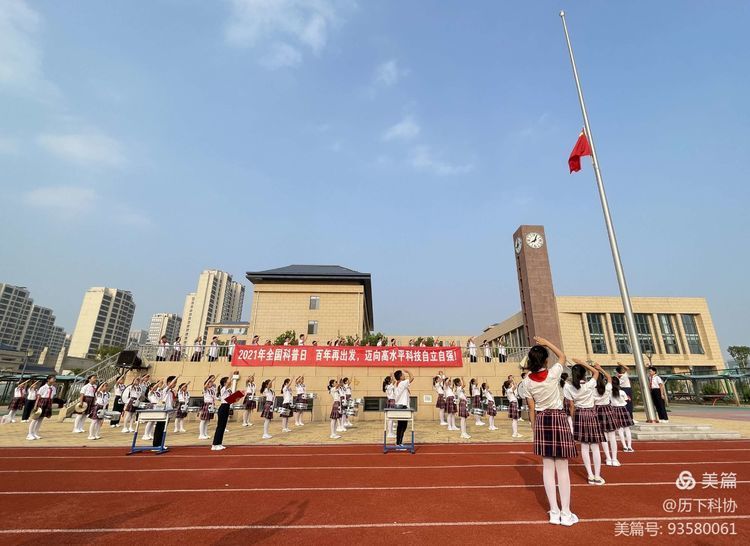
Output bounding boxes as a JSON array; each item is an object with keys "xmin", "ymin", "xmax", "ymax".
[
  {"xmin": 142, "ymin": 380, "xmax": 164, "ymax": 441},
  {"xmin": 593, "ymin": 368, "xmax": 620, "ymax": 467},
  {"xmin": 87, "ymin": 383, "xmax": 110, "ymax": 440},
  {"xmin": 198, "ymin": 376, "xmax": 216, "ymax": 440},
  {"xmin": 611, "ymin": 376, "xmax": 634, "ymax": 453},
  {"xmin": 2, "ymin": 379, "xmax": 29, "ymax": 424},
  {"xmin": 560, "ymin": 373, "xmax": 573, "ymax": 431},
  {"xmin": 174, "ymin": 382, "xmax": 190, "ymax": 433},
  {"xmin": 27, "ymin": 375, "xmax": 56, "ymax": 441},
  {"xmin": 73, "ymin": 375, "xmax": 98, "ymax": 434},
  {"xmin": 120, "ymin": 378, "xmax": 142, "ymax": 434},
  {"xmin": 455, "ymin": 378, "xmax": 471, "ymax": 439},
  {"xmin": 242, "ymin": 376, "xmax": 257, "ymax": 427},
  {"xmin": 470, "ymin": 379, "xmax": 485, "ymax": 427},
  {"xmin": 433, "ymin": 376, "xmax": 447, "ymax": 426},
  {"xmin": 280, "ymin": 378, "xmax": 293, "ymax": 433},
  {"xmin": 21, "ymin": 381, "xmax": 40, "ymax": 422},
  {"xmin": 482, "ymin": 383, "xmax": 498, "ymax": 431},
  {"xmin": 328, "ymin": 379, "xmax": 343, "ymax": 439},
  {"xmin": 384, "ymin": 376, "xmax": 396, "ymax": 438},
  {"xmin": 443, "ymin": 378, "xmax": 458, "ymax": 431},
  {"xmin": 293, "ymin": 376, "xmax": 306, "ymax": 427},
  {"xmin": 565, "ymin": 360, "xmax": 605, "ymax": 485},
  {"xmin": 503, "ymin": 379, "xmax": 522, "ymax": 438},
  {"xmin": 260, "ymin": 379, "xmax": 275, "ymax": 440},
  {"xmin": 521, "ymin": 337, "xmax": 578, "ymax": 527}
]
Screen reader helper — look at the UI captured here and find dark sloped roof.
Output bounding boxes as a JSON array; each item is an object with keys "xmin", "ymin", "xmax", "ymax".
[{"xmin": 246, "ymin": 265, "xmax": 373, "ymax": 331}]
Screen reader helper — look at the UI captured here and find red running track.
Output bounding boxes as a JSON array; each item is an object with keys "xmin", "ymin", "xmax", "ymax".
[{"xmin": 0, "ymin": 440, "xmax": 747, "ymax": 545}]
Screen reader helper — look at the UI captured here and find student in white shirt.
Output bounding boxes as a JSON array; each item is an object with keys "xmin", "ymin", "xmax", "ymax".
[
  {"xmin": 171, "ymin": 337, "xmax": 182, "ymax": 361},
  {"xmin": 198, "ymin": 376, "xmax": 216, "ymax": 440},
  {"xmin": 88, "ymin": 383, "xmax": 111, "ymax": 440},
  {"xmin": 120, "ymin": 377, "xmax": 142, "ymax": 434},
  {"xmin": 260, "ymin": 378, "xmax": 275, "ymax": 440},
  {"xmin": 615, "ymin": 362, "xmax": 634, "ymax": 419},
  {"xmin": 482, "ymin": 382, "xmax": 498, "ymax": 431},
  {"xmin": 3, "ymin": 379, "xmax": 29, "ymax": 424},
  {"xmin": 503, "ymin": 378, "xmax": 522, "ymax": 437},
  {"xmin": 109, "ymin": 374, "xmax": 126, "ymax": 427},
  {"xmin": 383, "ymin": 376, "xmax": 396, "ymax": 438},
  {"xmin": 566, "ymin": 359, "xmax": 605, "ymax": 485},
  {"xmin": 73, "ymin": 375, "xmax": 98, "ymax": 434},
  {"xmin": 21, "ymin": 381, "xmax": 40, "ymax": 422},
  {"xmin": 242, "ymin": 376, "xmax": 257, "ymax": 427},
  {"xmin": 467, "ymin": 338, "xmax": 477, "ymax": 363},
  {"xmin": 454, "ymin": 378, "xmax": 471, "ymax": 439},
  {"xmin": 443, "ymin": 377, "xmax": 458, "ymax": 431},
  {"xmin": 648, "ymin": 367, "xmax": 669, "ymax": 422},
  {"xmin": 522, "ymin": 336, "xmax": 578, "ymax": 527},
  {"xmin": 293, "ymin": 376, "xmax": 306, "ymax": 427},
  {"xmin": 174, "ymin": 382, "xmax": 190, "ymax": 433},
  {"xmin": 516, "ymin": 373, "xmax": 527, "ymax": 418},
  {"xmin": 228, "ymin": 335, "xmax": 237, "ymax": 363},
  {"xmin": 392, "ymin": 369, "xmax": 414, "ymax": 448},
  {"xmin": 212, "ymin": 376, "xmax": 231, "ymax": 451},
  {"xmin": 469, "ymin": 378, "xmax": 485, "ymax": 426},
  {"xmin": 328, "ymin": 379, "xmax": 343, "ymax": 439},
  {"xmin": 611, "ymin": 376, "xmax": 635, "ymax": 452},
  {"xmin": 280, "ymin": 378, "xmax": 293, "ymax": 433},
  {"xmin": 142, "ymin": 380, "xmax": 164, "ymax": 441},
  {"xmin": 191, "ymin": 337, "xmax": 204, "ymax": 362},
  {"xmin": 27, "ymin": 375, "xmax": 56, "ymax": 441},
  {"xmin": 433, "ymin": 376, "xmax": 447, "ymax": 426},
  {"xmin": 593, "ymin": 368, "xmax": 619, "ymax": 466},
  {"xmin": 207, "ymin": 337, "xmax": 219, "ymax": 362},
  {"xmin": 156, "ymin": 336, "xmax": 169, "ymax": 361}
]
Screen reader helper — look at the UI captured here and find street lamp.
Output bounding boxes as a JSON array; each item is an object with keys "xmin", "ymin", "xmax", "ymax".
[{"xmin": 20, "ymin": 348, "xmax": 34, "ymax": 379}]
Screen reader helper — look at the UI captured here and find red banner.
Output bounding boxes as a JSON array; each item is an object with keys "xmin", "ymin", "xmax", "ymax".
[{"xmin": 231, "ymin": 345, "xmax": 463, "ymax": 367}]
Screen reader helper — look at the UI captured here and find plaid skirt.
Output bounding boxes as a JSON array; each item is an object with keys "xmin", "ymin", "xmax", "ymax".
[
  {"xmin": 595, "ymin": 404, "xmax": 617, "ymax": 433},
  {"xmin": 573, "ymin": 407, "xmax": 604, "ymax": 444},
  {"xmin": 472, "ymin": 395, "xmax": 481, "ymax": 408},
  {"xmin": 486, "ymin": 400, "xmax": 497, "ymax": 417},
  {"xmin": 88, "ymin": 400, "xmax": 101, "ymax": 419},
  {"xmin": 198, "ymin": 402, "xmax": 214, "ymax": 421},
  {"xmin": 330, "ymin": 400, "xmax": 342, "ymax": 420},
  {"xmin": 78, "ymin": 396, "xmax": 95, "ymax": 415},
  {"xmin": 261, "ymin": 400, "xmax": 274, "ymax": 420},
  {"xmin": 458, "ymin": 399, "xmax": 469, "ymax": 418},
  {"xmin": 445, "ymin": 396, "xmax": 457, "ymax": 414},
  {"xmin": 176, "ymin": 405, "xmax": 188, "ymax": 419},
  {"xmin": 124, "ymin": 399, "xmax": 138, "ymax": 413},
  {"xmin": 244, "ymin": 394, "xmax": 257, "ymax": 410},
  {"xmin": 8, "ymin": 397, "xmax": 24, "ymax": 411},
  {"xmin": 534, "ymin": 409, "xmax": 577, "ymax": 459},
  {"xmin": 508, "ymin": 401, "xmax": 520, "ymax": 420},
  {"xmin": 611, "ymin": 405, "xmax": 634, "ymax": 429},
  {"xmin": 436, "ymin": 394, "xmax": 445, "ymax": 409},
  {"xmin": 386, "ymin": 399, "xmax": 395, "ymax": 408},
  {"xmin": 36, "ymin": 398, "xmax": 53, "ymax": 419}
]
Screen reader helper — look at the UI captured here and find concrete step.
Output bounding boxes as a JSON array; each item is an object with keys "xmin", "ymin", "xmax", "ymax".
[
  {"xmin": 633, "ymin": 431, "xmax": 741, "ymax": 440},
  {"xmin": 632, "ymin": 424, "xmax": 712, "ymax": 432}
]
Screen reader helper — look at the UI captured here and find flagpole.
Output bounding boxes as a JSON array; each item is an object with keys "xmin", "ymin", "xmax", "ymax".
[{"xmin": 559, "ymin": 11, "xmax": 658, "ymax": 422}]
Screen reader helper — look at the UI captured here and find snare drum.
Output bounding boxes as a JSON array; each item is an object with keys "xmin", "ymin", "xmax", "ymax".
[
  {"xmin": 344, "ymin": 408, "xmax": 358, "ymax": 417},
  {"xmin": 470, "ymin": 407, "xmax": 486, "ymax": 416},
  {"xmin": 97, "ymin": 409, "xmax": 122, "ymax": 420},
  {"xmin": 293, "ymin": 402, "xmax": 309, "ymax": 411},
  {"xmin": 303, "ymin": 393, "xmax": 317, "ymax": 400},
  {"xmin": 275, "ymin": 406, "xmax": 292, "ymax": 417}
]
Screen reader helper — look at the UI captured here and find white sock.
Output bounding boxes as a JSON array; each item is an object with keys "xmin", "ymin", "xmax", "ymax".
[
  {"xmin": 27, "ymin": 421, "xmax": 35, "ymax": 436},
  {"xmin": 608, "ymin": 431, "xmax": 618, "ymax": 461},
  {"xmin": 624, "ymin": 427, "xmax": 632, "ymax": 449},
  {"xmin": 73, "ymin": 414, "xmax": 83, "ymax": 431},
  {"xmin": 9, "ymin": 410, "xmax": 17, "ymax": 421},
  {"xmin": 330, "ymin": 420, "xmax": 336, "ymax": 436},
  {"xmin": 439, "ymin": 409, "xmax": 445, "ymax": 423},
  {"xmin": 282, "ymin": 417, "xmax": 288, "ymax": 430},
  {"xmin": 460, "ymin": 417, "xmax": 467, "ymax": 435},
  {"xmin": 602, "ymin": 439, "xmax": 612, "ymax": 461},
  {"xmin": 592, "ymin": 443, "xmax": 602, "ymax": 477},
  {"xmin": 555, "ymin": 459, "xmax": 571, "ymax": 514},
  {"xmin": 263, "ymin": 419, "xmax": 270, "ymax": 436},
  {"xmin": 512, "ymin": 419, "xmax": 518, "ymax": 435},
  {"xmin": 542, "ymin": 458, "xmax": 560, "ymax": 513},
  {"xmin": 581, "ymin": 443, "xmax": 593, "ymax": 477},
  {"xmin": 617, "ymin": 428, "xmax": 626, "ymax": 449},
  {"xmin": 34, "ymin": 419, "xmax": 42, "ymax": 435},
  {"xmin": 489, "ymin": 416, "xmax": 495, "ymax": 428},
  {"xmin": 89, "ymin": 420, "xmax": 97, "ymax": 437}
]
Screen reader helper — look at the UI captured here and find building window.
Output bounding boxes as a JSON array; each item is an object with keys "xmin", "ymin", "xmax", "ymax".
[
  {"xmin": 307, "ymin": 321, "xmax": 318, "ymax": 335},
  {"xmin": 309, "ymin": 296, "xmax": 320, "ymax": 310},
  {"xmin": 634, "ymin": 314, "xmax": 655, "ymax": 354},
  {"xmin": 681, "ymin": 314, "xmax": 704, "ymax": 354},
  {"xmin": 658, "ymin": 314, "xmax": 680, "ymax": 354},
  {"xmin": 586, "ymin": 314, "xmax": 608, "ymax": 354},
  {"xmin": 610, "ymin": 313, "xmax": 631, "ymax": 353}
]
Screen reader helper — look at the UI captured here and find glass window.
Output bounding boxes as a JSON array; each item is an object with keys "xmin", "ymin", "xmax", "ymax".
[
  {"xmin": 634, "ymin": 314, "xmax": 655, "ymax": 354},
  {"xmin": 681, "ymin": 315, "xmax": 704, "ymax": 354},
  {"xmin": 307, "ymin": 321, "xmax": 318, "ymax": 335},
  {"xmin": 309, "ymin": 296, "xmax": 320, "ymax": 310},
  {"xmin": 610, "ymin": 313, "xmax": 631, "ymax": 353},
  {"xmin": 586, "ymin": 314, "xmax": 608, "ymax": 354},
  {"xmin": 658, "ymin": 314, "xmax": 680, "ymax": 354}
]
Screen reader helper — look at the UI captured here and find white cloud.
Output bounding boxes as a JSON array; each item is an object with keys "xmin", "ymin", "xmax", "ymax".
[
  {"xmin": 37, "ymin": 131, "xmax": 125, "ymax": 168},
  {"xmin": 24, "ymin": 185, "xmax": 97, "ymax": 216},
  {"xmin": 410, "ymin": 146, "xmax": 474, "ymax": 176},
  {"xmin": 373, "ymin": 59, "xmax": 407, "ymax": 87},
  {"xmin": 225, "ymin": 0, "xmax": 346, "ymax": 67},
  {"xmin": 0, "ymin": 0, "xmax": 56, "ymax": 99},
  {"xmin": 260, "ymin": 42, "xmax": 302, "ymax": 69},
  {"xmin": 382, "ymin": 116, "xmax": 420, "ymax": 141}
]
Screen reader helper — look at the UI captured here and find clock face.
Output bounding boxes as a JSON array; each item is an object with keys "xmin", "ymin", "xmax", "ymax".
[
  {"xmin": 526, "ymin": 232, "xmax": 544, "ymax": 249},
  {"xmin": 514, "ymin": 237, "xmax": 522, "ymax": 254}
]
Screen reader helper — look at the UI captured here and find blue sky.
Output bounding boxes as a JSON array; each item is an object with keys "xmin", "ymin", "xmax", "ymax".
[{"xmin": 1, "ymin": 1, "xmax": 748, "ymax": 355}]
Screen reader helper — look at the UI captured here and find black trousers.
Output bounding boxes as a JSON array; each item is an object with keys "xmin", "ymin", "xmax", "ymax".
[
  {"xmin": 395, "ymin": 404, "xmax": 408, "ymax": 445},
  {"xmin": 213, "ymin": 404, "xmax": 230, "ymax": 446},
  {"xmin": 21, "ymin": 399, "xmax": 35, "ymax": 421},
  {"xmin": 110, "ymin": 396, "xmax": 124, "ymax": 425},
  {"xmin": 152, "ymin": 421, "xmax": 166, "ymax": 447},
  {"xmin": 470, "ymin": 355, "xmax": 477, "ymax": 363},
  {"xmin": 622, "ymin": 387, "xmax": 633, "ymax": 417},
  {"xmin": 651, "ymin": 389, "xmax": 668, "ymax": 421}
]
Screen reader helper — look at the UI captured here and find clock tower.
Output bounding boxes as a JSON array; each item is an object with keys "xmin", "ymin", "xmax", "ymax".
[{"xmin": 513, "ymin": 225, "xmax": 563, "ymax": 350}]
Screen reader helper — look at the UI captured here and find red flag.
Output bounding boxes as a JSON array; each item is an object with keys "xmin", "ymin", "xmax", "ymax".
[{"xmin": 568, "ymin": 131, "xmax": 591, "ymax": 173}]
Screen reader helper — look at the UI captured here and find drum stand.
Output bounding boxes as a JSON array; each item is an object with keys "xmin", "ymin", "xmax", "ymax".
[
  {"xmin": 128, "ymin": 409, "xmax": 173, "ymax": 455},
  {"xmin": 383, "ymin": 408, "xmax": 415, "ymax": 454}
]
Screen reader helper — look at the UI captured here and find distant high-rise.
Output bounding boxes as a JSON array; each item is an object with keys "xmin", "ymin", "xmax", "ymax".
[
  {"xmin": 48, "ymin": 326, "xmax": 68, "ymax": 356},
  {"xmin": 0, "ymin": 283, "xmax": 62, "ymax": 359},
  {"xmin": 69, "ymin": 287, "xmax": 136, "ymax": 359},
  {"xmin": 128, "ymin": 329, "xmax": 149, "ymax": 346},
  {"xmin": 20, "ymin": 305, "xmax": 56, "ymax": 360},
  {"xmin": 148, "ymin": 313, "xmax": 182, "ymax": 344},
  {"xmin": 179, "ymin": 270, "xmax": 244, "ymax": 344}
]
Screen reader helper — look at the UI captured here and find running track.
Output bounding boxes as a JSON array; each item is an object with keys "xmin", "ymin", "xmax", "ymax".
[{"xmin": 0, "ymin": 440, "xmax": 747, "ymax": 545}]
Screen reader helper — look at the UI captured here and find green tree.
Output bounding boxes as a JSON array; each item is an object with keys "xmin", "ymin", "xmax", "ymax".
[
  {"xmin": 96, "ymin": 346, "xmax": 122, "ymax": 360},
  {"xmin": 727, "ymin": 346, "xmax": 749, "ymax": 369},
  {"xmin": 274, "ymin": 330, "xmax": 298, "ymax": 346},
  {"xmin": 360, "ymin": 332, "xmax": 387, "ymax": 346}
]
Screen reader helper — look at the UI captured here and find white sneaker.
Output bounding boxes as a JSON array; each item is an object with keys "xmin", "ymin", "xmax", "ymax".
[
  {"xmin": 440, "ymin": 421, "xmax": 448, "ymax": 426},
  {"xmin": 560, "ymin": 512, "xmax": 579, "ymax": 526},
  {"xmin": 211, "ymin": 445, "xmax": 219, "ymax": 451},
  {"xmin": 110, "ymin": 424, "xmax": 117, "ymax": 428},
  {"xmin": 282, "ymin": 428, "xmax": 291, "ymax": 433},
  {"xmin": 262, "ymin": 434, "xmax": 272, "ymax": 439},
  {"xmin": 87, "ymin": 436, "xmax": 96, "ymax": 440},
  {"xmin": 198, "ymin": 435, "xmax": 209, "ymax": 440},
  {"xmin": 605, "ymin": 459, "xmax": 614, "ymax": 466},
  {"xmin": 662, "ymin": 420, "xmax": 669, "ymax": 423},
  {"xmin": 632, "ymin": 419, "xmax": 639, "ymax": 424},
  {"xmin": 26, "ymin": 435, "xmax": 36, "ymax": 441},
  {"xmin": 330, "ymin": 434, "xmax": 341, "ymax": 439},
  {"xmin": 213, "ymin": 445, "xmax": 226, "ymax": 450},
  {"xmin": 461, "ymin": 433, "xmax": 471, "ymax": 439},
  {"xmin": 34, "ymin": 435, "xmax": 41, "ymax": 440},
  {"xmin": 115, "ymin": 424, "xmax": 121, "ymax": 428},
  {"xmin": 489, "ymin": 426, "xmax": 498, "ymax": 431},
  {"xmin": 122, "ymin": 428, "xmax": 130, "ymax": 434},
  {"xmin": 72, "ymin": 429, "xmax": 83, "ymax": 434},
  {"xmin": 549, "ymin": 510, "xmax": 561, "ymax": 525},
  {"xmin": 242, "ymin": 423, "xmax": 249, "ymax": 427},
  {"xmin": 475, "ymin": 421, "xmax": 485, "ymax": 426},
  {"xmin": 336, "ymin": 427, "xmax": 346, "ymax": 432},
  {"xmin": 21, "ymin": 420, "xmax": 28, "ymax": 423},
  {"xmin": 247, "ymin": 423, "xmax": 254, "ymax": 427},
  {"xmin": 95, "ymin": 436, "xmax": 101, "ymax": 440},
  {"xmin": 611, "ymin": 460, "xmax": 621, "ymax": 467},
  {"xmin": 518, "ymin": 417, "xmax": 524, "ymax": 422}
]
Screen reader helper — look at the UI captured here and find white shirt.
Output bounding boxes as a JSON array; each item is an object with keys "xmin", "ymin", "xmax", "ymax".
[
  {"xmin": 114, "ymin": 383, "xmax": 126, "ymax": 396},
  {"xmin": 148, "ymin": 390, "xmax": 161, "ymax": 404},
  {"xmin": 208, "ymin": 343, "xmax": 219, "ymax": 358},
  {"xmin": 26, "ymin": 387, "xmax": 37, "ymax": 401},
  {"xmin": 434, "ymin": 383, "xmax": 444, "ymax": 395},
  {"xmin": 178, "ymin": 391, "xmax": 190, "ymax": 404},
  {"xmin": 484, "ymin": 345, "xmax": 491, "ymax": 357},
  {"xmin": 246, "ymin": 383, "xmax": 256, "ymax": 397},
  {"xmin": 499, "ymin": 345, "xmax": 507, "ymax": 356},
  {"xmin": 618, "ymin": 372, "xmax": 631, "ymax": 388},
  {"xmin": 593, "ymin": 382, "xmax": 613, "ymax": 406},
  {"xmin": 563, "ymin": 378, "xmax": 597, "ymax": 409},
  {"xmin": 650, "ymin": 375, "xmax": 664, "ymax": 389},
  {"xmin": 385, "ymin": 384, "xmax": 395, "ymax": 400},
  {"xmin": 95, "ymin": 392, "xmax": 110, "ymax": 408},
  {"xmin": 203, "ymin": 387, "xmax": 215, "ymax": 404},
  {"xmin": 157, "ymin": 343, "xmax": 168, "ymax": 358},
  {"xmin": 516, "ymin": 380, "xmax": 528, "ymax": 400},
  {"xmin": 471, "ymin": 385, "xmax": 480, "ymax": 397},
  {"xmin": 282, "ymin": 386, "xmax": 293, "ymax": 404},
  {"xmin": 194, "ymin": 342, "xmax": 203, "ymax": 353},
  {"xmin": 468, "ymin": 342, "xmax": 477, "ymax": 356},
  {"xmin": 228, "ymin": 342, "xmax": 236, "ymax": 356},
  {"xmin": 330, "ymin": 387, "xmax": 340, "ymax": 402},
  {"xmin": 504, "ymin": 385, "xmax": 518, "ymax": 403},
  {"xmin": 522, "ymin": 362, "xmax": 564, "ymax": 412},
  {"xmin": 264, "ymin": 389, "xmax": 274, "ymax": 402},
  {"xmin": 13, "ymin": 387, "xmax": 25, "ymax": 398},
  {"xmin": 298, "ymin": 338, "xmax": 305, "ymax": 346},
  {"xmin": 37, "ymin": 384, "xmax": 56, "ymax": 399},
  {"xmin": 174, "ymin": 341, "xmax": 182, "ymax": 352},
  {"xmin": 456, "ymin": 386, "xmax": 467, "ymax": 402},
  {"xmin": 393, "ymin": 379, "xmax": 410, "ymax": 406},
  {"xmin": 444, "ymin": 385, "xmax": 454, "ymax": 398},
  {"xmin": 162, "ymin": 387, "xmax": 175, "ymax": 410},
  {"xmin": 295, "ymin": 384, "xmax": 306, "ymax": 395},
  {"xmin": 81, "ymin": 383, "xmax": 96, "ymax": 397},
  {"xmin": 218, "ymin": 387, "xmax": 231, "ymax": 405},
  {"xmin": 611, "ymin": 390, "xmax": 628, "ymax": 407},
  {"xmin": 483, "ymin": 390, "xmax": 494, "ymax": 403}
]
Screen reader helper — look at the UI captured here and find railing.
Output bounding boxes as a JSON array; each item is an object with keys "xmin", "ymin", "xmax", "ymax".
[{"xmin": 64, "ymin": 352, "xmax": 124, "ymax": 406}]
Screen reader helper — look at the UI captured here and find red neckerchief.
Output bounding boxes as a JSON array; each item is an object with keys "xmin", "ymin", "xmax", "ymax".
[{"xmin": 529, "ymin": 370, "xmax": 549, "ymax": 382}]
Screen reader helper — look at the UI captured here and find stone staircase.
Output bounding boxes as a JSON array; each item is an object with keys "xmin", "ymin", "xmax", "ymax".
[{"xmin": 631, "ymin": 422, "xmax": 740, "ymax": 441}]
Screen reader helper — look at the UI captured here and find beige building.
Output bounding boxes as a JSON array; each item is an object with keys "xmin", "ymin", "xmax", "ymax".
[
  {"xmin": 476, "ymin": 296, "xmax": 724, "ymax": 373},
  {"xmin": 179, "ymin": 270, "xmax": 244, "ymax": 345},
  {"xmin": 246, "ymin": 265, "xmax": 373, "ymax": 343},
  {"xmin": 148, "ymin": 313, "xmax": 182, "ymax": 344},
  {"xmin": 68, "ymin": 287, "xmax": 135, "ymax": 359}
]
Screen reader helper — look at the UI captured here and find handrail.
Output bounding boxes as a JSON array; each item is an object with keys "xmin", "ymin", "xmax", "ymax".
[{"xmin": 65, "ymin": 352, "xmax": 123, "ymax": 405}]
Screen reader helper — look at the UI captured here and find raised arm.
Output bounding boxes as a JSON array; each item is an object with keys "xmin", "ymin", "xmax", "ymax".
[
  {"xmin": 618, "ymin": 361, "xmax": 630, "ymax": 373},
  {"xmin": 593, "ymin": 362, "xmax": 611, "ymax": 382},
  {"xmin": 533, "ymin": 336, "xmax": 566, "ymax": 366},
  {"xmin": 572, "ymin": 358, "xmax": 599, "ymax": 381}
]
